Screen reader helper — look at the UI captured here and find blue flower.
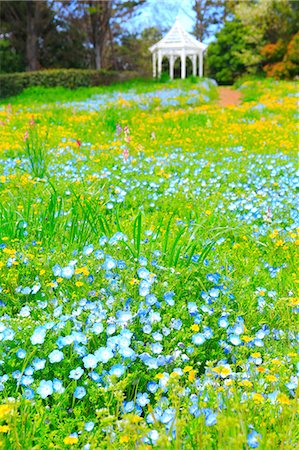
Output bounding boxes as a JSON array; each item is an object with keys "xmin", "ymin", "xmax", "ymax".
[
  {"xmin": 136, "ymin": 392, "xmax": 150, "ymax": 407},
  {"xmin": 218, "ymin": 316, "xmax": 229, "ymax": 328},
  {"xmin": 69, "ymin": 367, "xmax": 84, "ymax": 380},
  {"xmin": 61, "ymin": 266, "xmax": 74, "ymax": 279},
  {"xmin": 247, "ymin": 430, "xmax": 261, "ymax": 448},
  {"xmin": 94, "ymin": 347, "xmax": 114, "ymax": 363},
  {"xmin": 109, "ymin": 364, "xmax": 125, "ymax": 377},
  {"xmin": 84, "ymin": 421, "xmax": 95, "ymax": 432},
  {"xmin": 48, "ymin": 349, "xmax": 64, "ymax": 363},
  {"xmin": 83, "ymin": 354, "xmax": 98, "ymax": 369},
  {"xmin": 229, "ymin": 334, "xmax": 242, "ymax": 346},
  {"xmin": 74, "ymin": 386, "xmax": 86, "ymax": 399},
  {"xmin": 192, "ymin": 333, "xmax": 206, "ymax": 345},
  {"xmin": 23, "ymin": 388, "xmax": 35, "ymax": 400},
  {"xmin": 16, "ymin": 349, "xmax": 26, "ymax": 359},
  {"xmin": 205, "ymin": 412, "xmax": 217, "ymax": 426},
  {"xmin": 30, "ymin": 326, "xmax": 46, "ymax": 345},
  {"xmin": 53, "ymin": 378, "xmax": 65, "ymax": 393},
  {"xmin": 37, "ymin": 380, "xmax": 53, "ymax": 399}
]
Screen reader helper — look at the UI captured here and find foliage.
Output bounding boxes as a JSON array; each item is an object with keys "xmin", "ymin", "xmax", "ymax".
[
  {"xmin": 233, "ymin": 0, "xmax": 299, "ymax": 77},
  {"xmin": 207, "ymin": 20, "xmax": 249, "ymax": 84},
  {"xmin": 261, "ymin": 32, "xmax": 299, "ymax": 79},
  {"xmin": 0, "ymin": 69, "xmax": 140, "ymax": 98},
  {"xmin": 192, "ymin": 0, "xmax": 230, "ymax": 41},
  {"xmin": 0, "ymin": 39, "xmax": 23, "ymax": 74}
]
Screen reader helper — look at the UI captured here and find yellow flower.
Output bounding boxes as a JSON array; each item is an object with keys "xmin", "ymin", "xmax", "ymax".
[
  {"xmin": 155, "ymin": 373, "xmax": 164, "ymax": 380},
  {"xmin": 239, "ymin": 380, "xmax": 253, "ymax": 388},
  {"xmin": 277, "ymin": 394, "xmax": 290, "ymax": 405},
  {"xmin": 252, "ymin": 393, "xmax": 265, "ymax": 404},
  {"xmin": 63, "ymin": 436, "xmax": 78, "ymax": 445},
  {"xmin": 190, "ymin": 324, "xmax": 199, "ymax": 332},
  {"xmin": 188, "ymin": 370, "xmax": 196, "ymax": 382},
  {"xmin": 74, "ymin": 267, "xmax": 89, "ymax": 276},
  {"xmin": 183, "ymin": 366, "xmax": 193, "ymax": 373},
  {"xmin": 0, "ymin": 404, "xmax": 13, "ymax": 420},
  {"xmin": 0, "ymin": 425, "xmax": 9, "ymax": 433},
  {"xmin": 170, "ymin": 371, "xmax": 180, "ymax": 378},
  {"xmin": 265, "ymin": 375, "xmax": 278, "ymax": 382},
  {"xmin": 120, "ymin": 436, "xmax": 130, "ymax": 443},
  {"xmin": 75, "ymin": 281, "xmax": 83, "ymax": 287}
]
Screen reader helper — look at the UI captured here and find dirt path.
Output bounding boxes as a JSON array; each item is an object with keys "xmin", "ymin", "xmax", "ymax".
[{"xmin": 218, "ymin": 87, "xmax": 242, "ymax": 107}]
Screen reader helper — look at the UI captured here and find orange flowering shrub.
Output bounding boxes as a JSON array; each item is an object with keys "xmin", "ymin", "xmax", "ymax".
[{"xmin": 260, "ymin": 40, "xmax": 286, "ymax": 63}]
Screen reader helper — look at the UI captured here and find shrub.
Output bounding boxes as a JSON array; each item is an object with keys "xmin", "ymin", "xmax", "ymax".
[
  {"xmin": 0, "ymin": 69, "xmax": 138, "ymax": 98},
  {"xmin": 260, "ymin": 40, "xmax": 286, "ymax": 63}
]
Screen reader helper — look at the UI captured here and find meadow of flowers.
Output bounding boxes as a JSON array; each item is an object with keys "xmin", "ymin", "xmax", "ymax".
[{"xmin": 0, "ymin": 78, "xmax": 298, "ymax": 449}]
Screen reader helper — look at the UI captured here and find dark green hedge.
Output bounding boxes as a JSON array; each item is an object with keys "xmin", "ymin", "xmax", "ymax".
[{"xmin": 0, "ymin": 69, "xmax": 137, "ymax": 98}]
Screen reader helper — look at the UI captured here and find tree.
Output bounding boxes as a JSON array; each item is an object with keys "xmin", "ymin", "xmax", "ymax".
[
  {"xmin": 233, "ymin": 0, "xmax": 299, "ymax": 70},
  {"xmin": 1, "ymin": 0, "xmax": 54, "ymax": 71},
  {"xmin": 192, "ymin": 0, "xmax": 223, "ymax": 41},
  {"xmin": 0, "ymin": 1, "xmax": 55, "ymax": 71},
  {"xmin": 207, "ymin": 20, "xmax": 249, "ymax": 84},
  {"xmin": 114, "ymin": 27, "xmax": 162, "ymax": 74}
]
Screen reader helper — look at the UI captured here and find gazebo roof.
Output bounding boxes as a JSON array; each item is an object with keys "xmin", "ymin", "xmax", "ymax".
[{"xmin": 149, "ymin": 17, "xmax": 207, "ymax": 53}]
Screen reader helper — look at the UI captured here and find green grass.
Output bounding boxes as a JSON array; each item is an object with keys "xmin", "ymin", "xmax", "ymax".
[{"xmin": 0, "ymin": 78, "xmax": 298, "ymax": 449}]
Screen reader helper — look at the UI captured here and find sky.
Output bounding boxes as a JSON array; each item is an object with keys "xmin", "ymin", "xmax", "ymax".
[{"xmin": 126, "ymin": 0, "xmax": 203, "ymax": 40}]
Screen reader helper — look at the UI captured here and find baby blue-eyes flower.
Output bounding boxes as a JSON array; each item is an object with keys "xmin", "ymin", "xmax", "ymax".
[
  {"xmin": 74, "ymin": 386, "xmax": 86, "ymax": 399},
  {"xmin": 91, "ymin": 322, "xmax": 103, "ymax": 334},
  {"xmin": 137, "ymin": 267, "xmax": 150, "ymax": 279},
  {"xmin": 37, "ymin": 380, "xmax": 53, "ymax": 399},
  {"xmin": 229, "ymin": 334, "xmax": 242, "ymax": 346},
  {"xmin": 109, "ymin": 364, "xmax": 125, "ymax": 377},
  {"xmin": 136, "ymin": 392, "xmax": 150, "ymax": 407},
  {"xmin": 83, "ymin": 354, "xmax": 98, "ymax": 369},
  {"xmin": 53, "ymin": 378, "xmax": 65, "ymax": 393},
  {"xmin": 247, "ymin": 430, "xmax": 261, "ymax": 448},
  {"xmin": 94, "ymin": 347, "xmax": 114, "ymax": 363},
  {"xmin": 123, "ymin": 401, "xmax": 134, "ymax": 413},
  {"xmin": 16, "ymin": 349, "xmax": 26, "ymax": 359},
  {"xmin": 147, "ymin": 381, "xmax": 158, "ymax": 393},
  {"xmin": 30, "ymin": 326, "xmax": 46, "ymax": 345},
  {"xmin": 52, "ymin": 264, "xmax": 61, "ymax": 276},
  {"xmin": 192, "ymin": 333, "xmax": 206, "ymax": 345},
  {"xmin": 69, "ymin": 367, "xmax": 84, "ymax": 380},
  {"xmin": 139, "ymin": 280, "xmax": 151, "ymax": 297},
  {"xmin": 23, "ymin": 388, "xmax": 35, "ymax": 400},
  {"xmin": 148, "ymin": 430, "xmax": 159, "ymax": 443},
  {"xmin": 61, "ymin": 266, "xmax": 74, "ymax": 279},
  {"xmin": 151, "ymin": 342, "xmax": 163, "ymax": 354},
  {"xmin": 48, "ymin": 349, "xmax": 64, "ymax": 363},
  {"xmin": 218, "ymin": 316, "xmax": 229, "ymax": 328},
  {"xmin": 188, "ymin": 302, "xmax": 198, "ymax": 315},
  {"xmin": 83, "ymin": 244, "xmax": 94, "ymax": 256},
  {"xmin": 84, "ymin": 422, "xmax": 95, "ymax": 432},
  {"xmin": 21, "ymin": 286, "xmax": 31, "ymax": 295},
  {"xmin": 205, "ymin": 412, "xmax": 217, "ymax": 426}
]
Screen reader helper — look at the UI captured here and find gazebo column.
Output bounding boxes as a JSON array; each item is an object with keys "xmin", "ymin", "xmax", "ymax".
[
  {"xmin": 192, "ymin": 55, "xmax": 197, "ymax": 76},
  {"xmin": 181, "ymin": 50, "xmax": 186, "ymax": 79},
  {"xmin": 199, "ymin": 51, "xmax": 203, "ymax": 77},
  {"xmin": 169, "ymin": 55, "xmax": 174, "ymax": 79},
  {"xmin": 152, "ymin": 52, "xmax": 156, "ymax": 78},
  {"xmin": 157, "ymin": 50, "xmax": 162, "ymax": 78}
]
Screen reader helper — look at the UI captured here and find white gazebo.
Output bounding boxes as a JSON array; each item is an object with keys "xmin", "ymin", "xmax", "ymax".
[{"xmin": 149, "ymin": 17, "xmax": 208, "ymax": 79}]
